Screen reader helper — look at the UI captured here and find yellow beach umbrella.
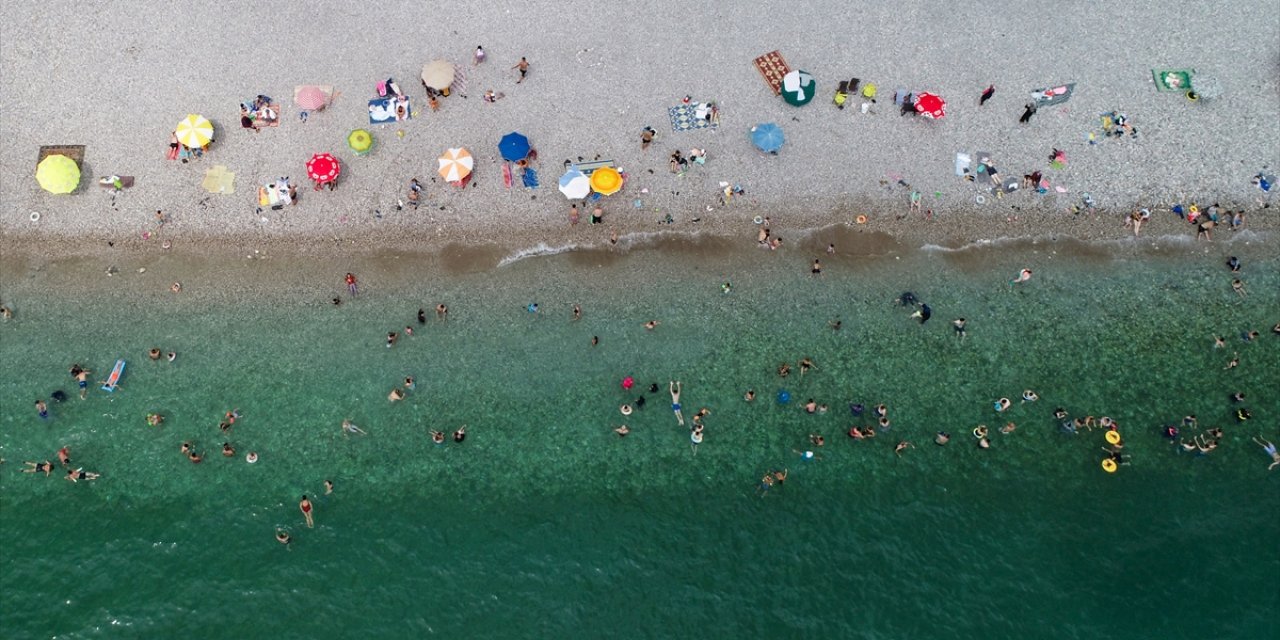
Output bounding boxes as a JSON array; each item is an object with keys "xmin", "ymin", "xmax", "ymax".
[
  {"xmin": 348, "ymin": 129, "xmax": 373, "ymax": 155},
  {"xmin": 36, "ymin": 154, "xmax": 80, "ymax": 194},
  {"xmin": 175, "ymin": 114, "xmax": 214, "ymax": 148},
  {"xmin": 590, "ymin": 167, "xmax": 623, "ymax": 196},
  {"xmin": 437, "ymin": 148, "xmax": 473, "ymax": 182}
]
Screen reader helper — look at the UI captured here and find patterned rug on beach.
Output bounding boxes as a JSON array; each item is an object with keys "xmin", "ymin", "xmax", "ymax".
[
  {"xmin": 1152, "ymin": 69, "xmax": 1194, "ymax": 92},
  {"xmin": 753, "ymin": 51, "xmax": 790, "ymax": 95},
  {"xmin": 668, "ymin": 104, "xmax": 719, "ymax": 132}
]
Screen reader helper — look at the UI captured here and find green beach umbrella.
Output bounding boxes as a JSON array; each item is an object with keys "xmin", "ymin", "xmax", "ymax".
[
  {"xmin": 781, "ymin": 70, "xmax": 816, "ymax": 106},
  {"xmin": 347, "ymin": 129, "xmax": 373, "ymax": 155},
  {"xmin": 36, "ymin": 154, "xmax": 80, "ymax": 194}
]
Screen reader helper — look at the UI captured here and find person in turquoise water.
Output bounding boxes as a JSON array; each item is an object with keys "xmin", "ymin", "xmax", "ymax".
[
  {"xmin": 1253, "ymin": 438, "xmax": 1280, "ymax": 470},
  {"xmin": 299, "ymin": 496, "xmax": 314, "ymax": 528},
  {"xmin": 35, "ymin": 399, "xmax": 48, "ymax": 419},
  {"xmin": 669, "ymin": 381, "xmax": 684, "ymax": 426}
]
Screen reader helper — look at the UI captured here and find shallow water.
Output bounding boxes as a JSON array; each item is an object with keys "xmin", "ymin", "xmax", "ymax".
[{"xmin": 1, "ymin": 236, "xmax": 1277, "ymax": 638}]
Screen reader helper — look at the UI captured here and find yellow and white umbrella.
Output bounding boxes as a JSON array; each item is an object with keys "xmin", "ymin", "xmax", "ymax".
[
  {"xmin": 437, "ymin": 148, "xmax": 474, "ymax": 183},
  {"xmin": 175, "ymin": 114, "xmax": 214, "ymax": 148},
  {"xmin": 421, "ymin": 60, "xmax": 456, "ymax": 91}
]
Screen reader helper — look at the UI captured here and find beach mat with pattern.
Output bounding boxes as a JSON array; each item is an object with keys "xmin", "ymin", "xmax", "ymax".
[
  {"xmin": 753, "ymin": 51, "xmax": 790, "ymax": 95},
  {"xmin": 668, "ymin": 104, "xmax": 718, "ymax": 132}
]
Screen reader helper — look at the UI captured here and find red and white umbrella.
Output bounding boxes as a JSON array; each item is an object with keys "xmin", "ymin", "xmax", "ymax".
[
  {"xmin": 915, "ymin": 92, "xmax": 946, "ymax": 119},
  {"xmin": 306, "ymin": 153, "xmax": 341, "ymax": 184},
  {"xmin": 294, "ymin": 85, "xmax": 329, "ymax": 110},
  {"xmin": 438, "ymin": 148, "xmax": 474, "ymax": 183}
]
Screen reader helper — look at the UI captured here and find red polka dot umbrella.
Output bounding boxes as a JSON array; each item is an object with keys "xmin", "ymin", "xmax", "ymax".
[
  {"xmin": 915, "ymin": 92, "xmax": 946, "ymax": 119},
  {"xmin": 306, "ymin": 152, "xmax": 340, "ymax": 185}
]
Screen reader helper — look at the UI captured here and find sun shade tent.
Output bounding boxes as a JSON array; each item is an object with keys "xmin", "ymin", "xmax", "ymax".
[{"xmin": 421, "ymin": 60, "xmax": 456, "ymax": 91}]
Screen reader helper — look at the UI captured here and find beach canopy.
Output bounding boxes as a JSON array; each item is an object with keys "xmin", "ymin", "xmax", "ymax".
[
  {"xmin": 421, "ymin": 60, "xmax": 455, "ymax": 91},
  {"xmin": 751, "ymin": 123, "xmax": 784, "ymax": 152},
  {"xmin": 294, "ymin": 85, "xmax": 330, "ymax": 110},
  {"xmin": 306, "ymin": 153, "xmax": 341, "ymax": 184},
  {"xmin": 915, "ymin": 92, "xmax": 946, "ymax": 119},
  {"xmin": 558, "ymin": 168, "xmax": 591, "ymax": 199},
  {"xmin": 498, "ymin": 132, "xmax": 530, "ymax": 161},
  {"xmin": 347, "ymin": 129, "xmax": 373, "ymax": 154},
  {"xmin": 781, "ymin": 70, "xmax": 816, "ymax": 106},
  {"xmin": 36, "ymin": 154, "xmax": 80, "ymax": 194},
  {"xmin": 590, "ymin": 167, "xmax": 623, "ymax": 196},
  {"xmin": 438, "ymin": 147, "xmax": 474, "ymax": 182},
  {"xmin": 175, "ymin": 114, "xmax": 214, "ymax": 148}
]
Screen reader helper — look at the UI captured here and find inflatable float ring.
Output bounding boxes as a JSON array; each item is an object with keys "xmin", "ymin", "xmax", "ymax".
[
  {"xmin": 753, "ymin": 216, "xmax": 763, "ymax": 225},
  {"xmin": 855, "ymin": 215, "xmax": 868, "ymax": 224},
  {"xmin": 1105, "ymin": 430, "xmax": 1121, "ymax": 445},
  {"xmin": 975, "ymin": 195, "xmax": 986, "ymax": 205},
  {"xmin": 29, "ymin": 211, "xmax": 40, "ymax": 222},
  {"xmin": 1101, "ymin": 458, "xmax": 1117, "ymax": 473},
  {"xmin": 620, "ymin": 404, "xmax": 633, "ymax": 416}
]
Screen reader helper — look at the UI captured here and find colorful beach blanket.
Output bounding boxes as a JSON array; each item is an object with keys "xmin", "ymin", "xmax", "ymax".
[
  {"xmin": 368, "ymin": 97, "xmax": 411, "ymax": 124},
  {"xmin": 1152, "ymin": 69, "xmax": 1194, "ymax": 92},
  {"xmin": 753, "ymin": 51, "xmax": 790, "ymax": 95},
  {"xmin": 521, "ymin": 167, "xmax": 539, "ymax": 189},
  {"xmin": 1030, "ymin": 83, "xmax": 1075, "ymax": 106},
  {"xmin": 668, "ymin": 104, "xmax": 718, "ymax": 132}
]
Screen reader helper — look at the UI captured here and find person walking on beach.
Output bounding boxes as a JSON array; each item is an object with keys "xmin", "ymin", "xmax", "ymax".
[
  {"xmin": 569, "ymin": 204, "xmax": 580, "ymax": 226},
  {"xmin": 640, "ymin": 127, "xmax": 655, "ymax": 151},
  {"xmin": 299, "ymin": 496, "xmax": 314, "ymax": 528},
  {"xmin": 512, "ymin": 57, "xmax": 529, "ymax": 83},
  {"xmin": 670, "ymin": 381, "xmax": 685, "ymax": 427},
  {"xmin": 1019, "ymin": 102, "xmax": 1037, "ymax": 124},
  {"xmin": 473, "ymin": 46, "xmax": 486, "ymax": 66},
  {"xmin": 345, "ymin": 273, "xmax": 358, "ymax": 297},
  {"xmin": 980, "ymin": 84, "xmax": 995, "ymax": 106}
]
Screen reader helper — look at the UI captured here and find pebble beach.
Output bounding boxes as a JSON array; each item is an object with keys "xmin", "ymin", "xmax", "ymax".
[{"xmin": 2, "ymin": 0, "xmax": 1277, "ymax": 261}]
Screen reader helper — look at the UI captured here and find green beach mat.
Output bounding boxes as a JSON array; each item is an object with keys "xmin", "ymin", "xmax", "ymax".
[{"xmin": 1152, "ymin": 69, "xmax": 1193, "ymax": 92}]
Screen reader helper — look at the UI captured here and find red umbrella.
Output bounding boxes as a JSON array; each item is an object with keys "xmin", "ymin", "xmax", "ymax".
[
  {"xmin": 294, "ymin": 85, "xmax": 329, "ymax": 110},
  {"xmin": 306, "ymin": 153, "xmax": 340, "ymax": 185},
  {"xmin": 915, "ymin": 92, "xmax": 946, "ymax": 119}
]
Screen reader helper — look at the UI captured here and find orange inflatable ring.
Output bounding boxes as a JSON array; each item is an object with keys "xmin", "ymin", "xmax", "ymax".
[{"xmin": 855, "ymin": 215, "xmax": 868, "ymax": 224}]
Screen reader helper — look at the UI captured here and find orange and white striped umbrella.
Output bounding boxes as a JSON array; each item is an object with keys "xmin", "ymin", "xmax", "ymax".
[{"xmin": 437, "ymin": 148, "xmax": 473, "ymax": 182}]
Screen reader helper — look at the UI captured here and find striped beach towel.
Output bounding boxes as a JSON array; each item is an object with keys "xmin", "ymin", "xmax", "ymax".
[{"xmin": 451, "ymin": 67, "xmax": 468, "ymax": 97}]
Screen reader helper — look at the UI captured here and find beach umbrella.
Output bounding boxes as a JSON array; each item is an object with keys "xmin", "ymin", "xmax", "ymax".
[
  {"xmin": 558, "ymin": 168, "xmax": 591, "ymax": 199},
  {"xmin": 438, "ymin": 148, "xmax": 474, "ymax": 182},
  {"xmin": 294, "ymin": 85, "xmax": 329, "ymax": 110},
  {"xmin": 915, "ymin": 92, "xmax": 946, "ymax": 119},
  {"xmin": 751, "ymin": 123, "xmax": 784, "ymax": 152},
  {"xmin": 421, "ymin": 60, "xmax": 455, "ymax": 91},
  {"xmin": 498, "ymin": 132, "xmax": 530, "ymax": 161},
  {"xmin": 590, "ymin": 167, "xmax": 623, "ymax": 196},
  {"xmin": 347, "ymin": 129, "xmax": 373, "ymax": 154},
  {"xmin": 781, "ymin": 70, "xmax": 816, "ymax": 106},
  {"xmin": 306, "ymin": 153, "xmax": 341, "ymax": 184},
  {"xmin": 36, "ymin": 154, "xmax": 80, "ymax": 194},
  {"xmin": 175, "ymin": 114, "xmax": 214, "ymax": 148}
]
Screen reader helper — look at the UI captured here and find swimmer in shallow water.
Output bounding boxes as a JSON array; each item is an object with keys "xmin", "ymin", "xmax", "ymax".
[
  {"xmin": 614, "ymin": 424, "xmax": 630, "ymax": 437},
  {"xmin": 1252, "ymin": 437, "xmax": 1280, "ymax": 470},
  {"xmin": 910, "ymin": 303, "xmax": 932, "ymax": 324},
  {"xmin": 1022, "ymin": 390, "xmax": 1038, "ymax": 402},
  {"xmin": 952, "ymin": 318, "xmax": 966, "ymax": 338},
  {"xmin": 669, "ymin": 381, "xmax": 684, "ymax": 427},
  {"xmin": 896, "ymin": 292, "xmax": 918, "ymax": 307},
  {"xmin": 935, "ymin": 432, "xmax": 950, "ymax": 445},
  {"xmin": 453, "ymin": 426, "xmax": 466, "ymax": 442},
  {"xmin": 342, "ymin": 420, "xmax": 366, "ymax": 435}
]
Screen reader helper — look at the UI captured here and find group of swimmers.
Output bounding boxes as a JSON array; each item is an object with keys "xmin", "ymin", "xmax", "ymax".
[{"xmin": 22, "ymin": 447, "xmax": 100, "ymax": 483}]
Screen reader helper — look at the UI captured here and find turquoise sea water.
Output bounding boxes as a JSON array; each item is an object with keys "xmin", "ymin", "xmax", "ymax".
[{"xmin": 2, "ymin": 232, "xmax": 1278, "ymax": 638}]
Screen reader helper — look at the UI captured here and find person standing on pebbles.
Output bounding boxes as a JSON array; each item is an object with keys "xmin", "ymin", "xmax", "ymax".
[{"xmin": 512, "ymin": 57, "xmax": 530, "ymax": 83}]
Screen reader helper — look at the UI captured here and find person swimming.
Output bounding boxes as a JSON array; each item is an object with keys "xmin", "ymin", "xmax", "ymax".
[
  {"xmin": 896, "ymin": 292, "xmax": 918, "ymax": 307},
  {"xmin": 910, "ymin": 303, "xmax": 932, "ymax": 324},
  {"xmin": 1022, "ymin": 390, "xmax": 1038, "ymax": 402},
  {"xmin": 995, "ymin": 398, "xmax": 1012, "ymax": 412},
  {"xmin": 453, "ymin": 426, "xmax": 466, "ymax": 442},
  {"xmin": 1226, "ymin": 256, "xmax": 1241, "ymax": 272},
  {"xmin": 935, "ymin": 432, "xmax": 950, "ymax": 445},
  {"xmin": 849, "ymin": 403, "xmax": 864, "ymax": 416}
]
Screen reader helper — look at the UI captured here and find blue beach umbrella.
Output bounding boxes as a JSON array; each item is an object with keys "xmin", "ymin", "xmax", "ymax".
[
  {"xmin": 751, "ymin": 123, "xmax": 784, "ymax": 153},
  {"xmin": 498, "ymin": 132, "xmax": 530, "ymax": 161}
]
